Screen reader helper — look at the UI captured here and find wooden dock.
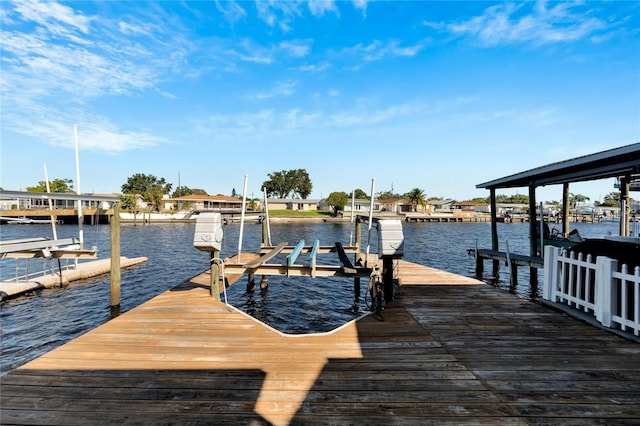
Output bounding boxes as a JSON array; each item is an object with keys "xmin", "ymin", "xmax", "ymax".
[
  {"xmin": 2, "ymin": 260, "xmax": 640, "ymax": 425},
  {"xmin": 0, "ymin": 256, "xmax": 147, "ymax": 301}
]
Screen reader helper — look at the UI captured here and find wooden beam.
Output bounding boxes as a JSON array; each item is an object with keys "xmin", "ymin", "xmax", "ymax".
[
  {"xmin": 243, "ymin": 242, "xmax": 287, "ymax": 268},
  {"xmin": 259, "ymin": 245, "xmax": 358, "ymax": 254},
  {"xmin": 223, "ymin": 263, "xmax": 371, "ymax": 278}
]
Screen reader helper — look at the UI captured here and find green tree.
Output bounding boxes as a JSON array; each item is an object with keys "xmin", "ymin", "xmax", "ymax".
[
  {"xmin": 597, "ymin": 192, "xmax": 620, "ymax": 207},
  {"xmin": 569, "ymin": 193, "xmax": 590, "ymax": 209},
  {"xmin": 121, "ymin": 173, "xmax": 172, "ymax": 212},
  {"xmin": 496, "ymin": 194, "xmax": 530, "ymax": 204},
  {"xmin": 348, "ymin": 188, "xmax": 369, "ymax": 199},
  {"xmin": 405, "ymin": 188, "xmax": 427, "ymax": 212},
  {"xmin": 376, "ymin": 190, "xmax": 401, "ymax": 200},
  {"xmin": 172, "ymin": 186, "xmax": 207, "ymax": 198},
  {"xmin": 291, "ymin": 169, "xmax": 312, "ymax": 199},
  {"xmin": 261, "ymin": 169, "xmax": 313, "ymax": 199},
  {"xmin": 262, "ymin": 171, "xmax": 293, "ymax": 198},
  {"xmin": 326, "ymin": 191, "xmax": 348, "ymax": 216},
  {"xmin": 469, "ymin": 197, "xmax": 489, "ymax": 204},
  {"xmin": 119, "ymin": 193, "xmax": 139, "ymax": 212},
  {"xmin": 27, "ymin": 178, "xmax": 74, "ymax": 193}
]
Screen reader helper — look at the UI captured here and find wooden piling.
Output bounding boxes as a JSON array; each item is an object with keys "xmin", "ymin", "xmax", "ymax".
[{"xmin": 210, "ymin": 249, "xmax": 220, "ymax": 299}]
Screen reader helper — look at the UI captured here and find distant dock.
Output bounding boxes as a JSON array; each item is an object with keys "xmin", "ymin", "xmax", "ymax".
[
  {"xmin": 404, "ymin": 212, "xmax": 492, "ymax": 222},
  {"xmin": 2, "ymin": 260, "xmax": 639, "ymax": 424},
  {"xmin": 0, "ymin": 256, "xmax": 147, "ymax": 301}
]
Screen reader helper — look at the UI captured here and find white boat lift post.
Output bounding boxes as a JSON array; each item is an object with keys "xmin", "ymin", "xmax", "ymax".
[
  {"xmin": 263, "ymin": 188, "xmax": 272, "ymax": 246},
  {"xmin": 237, "ymin": 174, "xmax": 248, "ymax": 264},
  {"xmin": 349, "ymin": 190, "xmax": 355, "ymax": 246},
  {"xmin": 365, "ymin": 178, "xmax": 375, "ymax": 267},
  {"xmin": 74, "ymin": 125, "xmax": 84, "ymax": 250},
  {"xmin": 43, "ymin": 163, "xmax": 58, "ymax": 241}
]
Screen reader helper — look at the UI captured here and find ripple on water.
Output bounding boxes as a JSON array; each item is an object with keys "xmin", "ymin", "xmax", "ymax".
[{"xmin": 0, "ymin": 220, "xmax": 622, "ymax": 374}]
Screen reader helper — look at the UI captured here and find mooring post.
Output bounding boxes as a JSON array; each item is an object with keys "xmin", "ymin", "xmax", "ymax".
[
  {"xmin": 247, "ymin": 273, "xmax": 256, "ymax": 293},
  {"xmin": 210, "ymin": 249, "xmax": 220, "ymax": 300},
  {"xmin": 355, "ymin": 218, "xmax": 362, "ymax": 263},
  {"xmin": 110, "ymin": 203, "xmax": 121, "ymax": 311},
  {"xmin": 260, "ymin": 275, "xmax": 268, "ymax": 290},
  {"xmin": 475, "ymin": 256, "xmax": 484, "ymax": 278}
]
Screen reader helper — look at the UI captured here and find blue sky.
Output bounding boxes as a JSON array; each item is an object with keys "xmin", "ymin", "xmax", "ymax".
[{"xmin": 1, "ymin": 1, "xmax": 639, "ymax": 203}]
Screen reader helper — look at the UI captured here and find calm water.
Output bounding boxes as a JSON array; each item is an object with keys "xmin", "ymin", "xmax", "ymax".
[{"xmin": 0, "ymin": 219, "xmax": 621, "ymax": 375}]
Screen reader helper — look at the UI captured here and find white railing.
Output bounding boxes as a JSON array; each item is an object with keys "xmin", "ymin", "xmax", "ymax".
[{"xmin": 544, "ymin": 246, "xmax": 640, "ymax": 337}]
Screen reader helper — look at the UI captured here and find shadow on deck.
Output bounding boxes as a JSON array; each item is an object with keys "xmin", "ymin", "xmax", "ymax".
[{"xmin": 2, "ymin": 261, "xmax": 640, "ymax": 425}]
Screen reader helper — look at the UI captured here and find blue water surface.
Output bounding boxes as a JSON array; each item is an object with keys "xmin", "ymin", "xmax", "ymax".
[{"xmin": 0, "ymin": 219, "xmax": 622, "ymax": 375}]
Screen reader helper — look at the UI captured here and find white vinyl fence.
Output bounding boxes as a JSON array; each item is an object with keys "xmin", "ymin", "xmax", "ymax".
[{"xmin": 543, "ymin": 246, "xmax": 640, "ymax": 337}]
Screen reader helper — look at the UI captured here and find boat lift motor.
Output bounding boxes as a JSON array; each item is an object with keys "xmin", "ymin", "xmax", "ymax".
[
  {"xmin": 193, "ymin": 212, "xmax": 224, "ymax": 252},
  {"xmin": 376, "ymin": 219, "xmax": 404, "ymax": 303}
]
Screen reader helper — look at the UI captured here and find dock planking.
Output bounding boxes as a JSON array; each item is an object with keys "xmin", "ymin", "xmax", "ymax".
[{"xmin": 2, "ymin": 260, "xmax": 640, "ymax": 425}]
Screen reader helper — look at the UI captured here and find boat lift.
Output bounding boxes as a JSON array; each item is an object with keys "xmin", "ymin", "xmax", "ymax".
[
  {"xmin": 193, "ymin": 211, "xmax": 404, "ymax": 314},
  {"xmin": 193, "ymin": 176, "xmax": 404, "ymax": 315}
]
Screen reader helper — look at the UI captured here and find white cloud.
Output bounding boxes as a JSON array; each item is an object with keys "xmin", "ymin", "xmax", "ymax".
[
  {"xmin": 255, "ymin": 1, "xmax": 368, "ymax": 30},
  {"xmin": 279, "ymin": 40, "xmax": 312, "ymax": 57},
  {"xmin": 227, "ymin": 38, "xmax": 274, "ymax": 64},
  {"xmin": 343, "ymin": 39, "xmax": 426, "ymax": 62},
  {"xmin": 448, "ymin": 1, "xmax": 609, "ymax": 46},
  {"xmin": 1, "ymin": 1, "xmax": 194, "ymax": 153},
  {"xmin": 308, "ymin": 0, "xmax": 338, "ymax": 17},
  {"xmin": 352, "ymin": 0, "xmax": 367, "ymax": 15},
  {"xmin": 296, "ymin": 62, "xmax": 331, "ymax": 72},
  {"xmin": 12, "ymin": 0, "xmax": 93, "ymax": 35},
  {"xmin": 255, "ymin": 1, "xmax": 302, "ymax": 32},
  {"xmin": 200, "ymin": 109, "xmax": 277, "ymax": 142},
  {"xmin": 5, "ymin": 106, "xmax": 163, "ymax": 152},
  {"xmin": 215, "ymin": 0, "xmax": 247, "ymax": 24},
  {"xmin": 330, "ymin": 102, "xmax": 421, "ymax": 127},
  {"xmin": 251, "ymin": 81, "xmax": 298, "ymax": 100}
]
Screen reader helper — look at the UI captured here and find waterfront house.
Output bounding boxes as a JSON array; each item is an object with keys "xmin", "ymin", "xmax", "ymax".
[
  {"xmin": 267, "ymin": 198, "xmax": 319, "ymax": 211},
  {"xmin": 428, "ymin": 199, "xmax": 456, "ymax": 212},
  {"xmin": 340, "ymin": 198, "xmax": 376, "ymax": 213},
  {"xmin": 164, "ymin": 194, "xmax": 244, "ymax": 212}
]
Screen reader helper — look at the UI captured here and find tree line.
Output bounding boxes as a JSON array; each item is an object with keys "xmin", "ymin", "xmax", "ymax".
[{"xmin": 24, "ymin": 172, "xmax": 627, "ymax": 213}]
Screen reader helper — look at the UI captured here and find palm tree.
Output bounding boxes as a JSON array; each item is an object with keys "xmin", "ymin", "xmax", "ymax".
[
  {"xmin": 406, "ymin": 188, "xmax": 427, "ymax": 212},
  {"xmin": 569, "ymin": 193, "xmax": 590, "ymax": 209}
]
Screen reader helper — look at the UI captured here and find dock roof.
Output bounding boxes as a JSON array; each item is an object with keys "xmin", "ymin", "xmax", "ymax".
[{"xmin": 476, "ymin": 142, "xmax": 640, "ymax": 189}]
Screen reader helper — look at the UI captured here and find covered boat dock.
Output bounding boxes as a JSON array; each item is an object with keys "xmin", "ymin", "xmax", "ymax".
[{"xmin": 475, "ymin": 143, "xmax": 640, "ymax": 282}]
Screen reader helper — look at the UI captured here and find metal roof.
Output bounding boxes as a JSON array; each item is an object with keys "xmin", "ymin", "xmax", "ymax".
[
  {"xmin": 476, "ymin": 143, "xmax": 640, "ymax": 189},
  {"xmin": 0, "ymin": 190, "xmax": 120, "ymax": 202}
]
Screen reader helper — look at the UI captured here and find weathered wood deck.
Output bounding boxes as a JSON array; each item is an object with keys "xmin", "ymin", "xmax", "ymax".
[{"xmin": 2, "ymin": 260, "xmax": 640, "ymax": 425}]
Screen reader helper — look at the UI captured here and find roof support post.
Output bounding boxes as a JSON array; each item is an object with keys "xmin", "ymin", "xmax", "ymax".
[
  {"xmin": 528, "ymin": 184, "xmax": 539, "ymax": 288},
  {"xmin": 562, "ymin": 183, "xmax": 570, "ymax": 236},
  {"xmin": 620, "ymin": 175, "xmax": 631, "ymax": 237},
  {"xmin": 489, "ymin": 188, "xmax": 500, "ymax": 276}
]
